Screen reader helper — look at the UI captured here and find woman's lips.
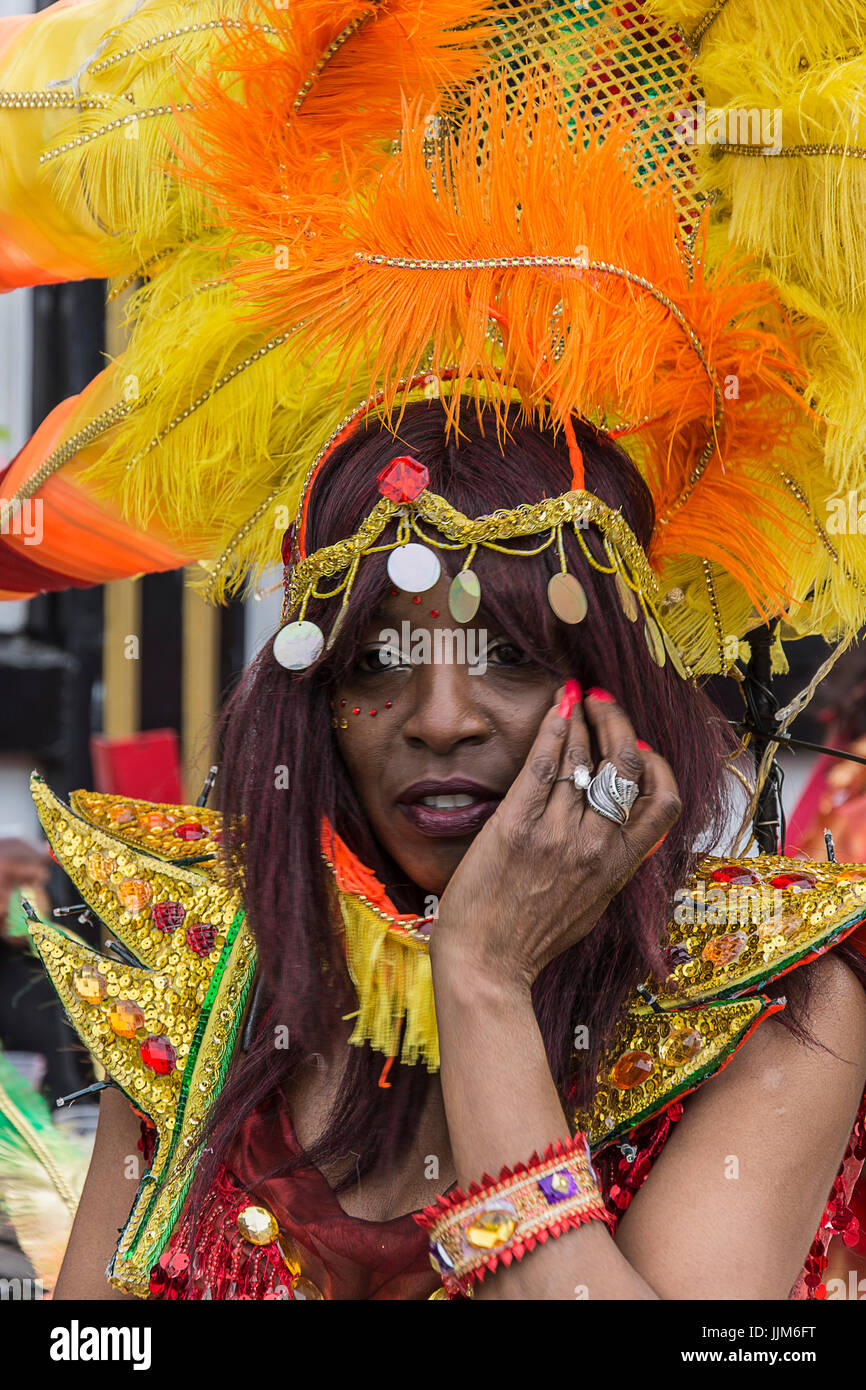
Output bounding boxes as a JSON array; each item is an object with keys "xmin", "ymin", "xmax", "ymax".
[
  {"xmin": 396, "ymin": 780, "xmax": 502, "ymax": 838},
  {"xmin": 398, "ymin": 799, "xmax": 499, "ymax": 836}
]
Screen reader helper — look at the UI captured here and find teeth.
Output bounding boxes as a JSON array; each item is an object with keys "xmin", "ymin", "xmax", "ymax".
[{"xmin": 420, "ymin": 794, "xmax": 477, "ymax": 809}]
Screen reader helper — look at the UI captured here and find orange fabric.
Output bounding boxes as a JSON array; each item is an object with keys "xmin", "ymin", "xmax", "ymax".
[{"xmin": 1, "ymin": 378, "xmax": 189, "ymax": 589}]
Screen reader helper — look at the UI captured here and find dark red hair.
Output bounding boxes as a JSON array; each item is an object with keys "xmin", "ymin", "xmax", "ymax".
[{"xmin": 188, "ymin": 401, "xmax": 742, "ymax": 1211}]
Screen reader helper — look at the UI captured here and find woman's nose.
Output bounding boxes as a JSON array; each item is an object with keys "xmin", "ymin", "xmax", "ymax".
[{"xmin": 400, "ymin": 659, "xmax": 490, "ymax": 755}]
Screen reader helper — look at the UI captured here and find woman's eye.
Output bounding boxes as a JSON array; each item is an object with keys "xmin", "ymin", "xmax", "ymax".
[
  {"xmin": 358, "ymin": 645, "xmax": 407, "ymax": 673},
  {"xmin": 486, "ymin": 639, "xmax": 532, "ymax": 666}
]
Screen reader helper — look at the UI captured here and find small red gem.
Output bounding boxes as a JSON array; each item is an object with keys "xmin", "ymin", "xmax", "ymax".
[
  {"xmin": 431, "ymin": 610, "xmax": 440, "ymax": 617},
  {"xmin": 769, "ymin": 872, "xmax": 816, "ymax": 891},
  {"xmin": 385, "ymin": 701, "xmax": 392, "ymax": 708},
  {"xmin": 413, "ymin": 596, "xmax": 421, "ymax": 604},
  {"xmin": 352, "ymin": 707, "xmax": 360, "ymax": 715},
  {"xmin": 391, "ymin": 588, "xmax": 399, "ymax": 597},
  {"xmin": 340, "ymin": 699, "xmax": 347, "ymax": 706},
  {"xmin": 186, "ymin": 921, "xmax": 217, "ymax": 956},
  {"xmin": 140, "ymin": 1035, "xmax": 176, "ymax": 1075},
  {"xmin": 376, "ymin": 455, "xmax": 430, "ymax": 503},
  {"xmin": 370, "ymin": 709, "xmax": 377, "ymax": 716},
  {"xmin": 153, "ymin": 901, "xmax": 186, "ymax": 933},
  {"xmin": 173, "ymin": 821, "xmax": 208, "ymax": 842},
  {"xmin": 710, "ymin": 865, "xmax": 760, "ymax": 885}
]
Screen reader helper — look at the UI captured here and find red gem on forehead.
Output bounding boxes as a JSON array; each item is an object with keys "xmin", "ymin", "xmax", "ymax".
[{"xmin": 377, "ymin": 456, "xmax": 429, "ymax": 503}]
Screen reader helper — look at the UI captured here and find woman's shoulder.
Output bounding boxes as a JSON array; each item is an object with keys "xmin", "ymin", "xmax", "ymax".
[
  {"xmin": 22, "ymin": 774, "xmax": 257, "ymax": 1296},
  {"xmin": 583, "ymin": 851, "xmax": 866, "ymax": 1157}
]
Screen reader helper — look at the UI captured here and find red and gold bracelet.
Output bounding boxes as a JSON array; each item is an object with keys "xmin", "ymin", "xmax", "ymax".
[{"xmin": 415, "ymin": 1134, "xmax": 612, "ymax": 1296}]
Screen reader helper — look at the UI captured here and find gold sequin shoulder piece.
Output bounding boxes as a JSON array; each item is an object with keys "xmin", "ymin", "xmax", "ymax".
[
  {"xmin": 585, "ymin": 854, "xmax": 866, "ymax": 1151},
  {"xmin": 26, "ymin": 774, "xmax": 257, "ymax": 1297}
]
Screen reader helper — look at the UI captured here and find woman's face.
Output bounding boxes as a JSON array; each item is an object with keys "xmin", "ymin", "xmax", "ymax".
[{"xmin": 333, "ymin": 575, "xmax": 560, "ymax": 898}]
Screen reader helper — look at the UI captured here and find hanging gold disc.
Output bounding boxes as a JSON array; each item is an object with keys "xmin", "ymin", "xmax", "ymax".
[
  {"xmin": 615, "ymin": 571, "xmax": 638, "ymax": 622},
  {"xmin": 547, "ymin": 573, "xmax": 588, "ymax": 624},
  {"xmin": 448, "ymin": 570, "xmax": 481, "ymax": 624}
]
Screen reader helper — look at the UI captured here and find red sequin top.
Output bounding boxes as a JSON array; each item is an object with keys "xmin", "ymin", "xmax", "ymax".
[{"xmin": 147, "ymin": 1086, "xmax": 866, "ymax": 1301}]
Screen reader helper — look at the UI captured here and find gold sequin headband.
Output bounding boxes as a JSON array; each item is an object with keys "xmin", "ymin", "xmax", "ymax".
[{"xmin": 272, "ymin": 390, "xmax": 693, "ymax": 680}]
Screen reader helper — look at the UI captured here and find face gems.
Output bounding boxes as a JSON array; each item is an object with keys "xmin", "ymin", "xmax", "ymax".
[
  {"xmin": 387, "ymin": 541, "xmax": 441, "ymax": 593},
  {"xmin": 547, "ymin": 572, "xmax": 588, "ymax": 624},
  {"xmin": 273, "ymin": 619, "xmax": 325, "ymax": 670},
  {"xmin": 448, "ymin": 569, "xmax": 481, "ymax": 624}
]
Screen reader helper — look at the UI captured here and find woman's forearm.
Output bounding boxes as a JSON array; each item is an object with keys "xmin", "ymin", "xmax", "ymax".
[{"xmin": 430, "ymin": 941, "xmax": 658, "ymax": 1300}]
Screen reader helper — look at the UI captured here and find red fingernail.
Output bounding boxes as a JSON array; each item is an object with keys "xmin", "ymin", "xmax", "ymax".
[
  {"xmin": 636, "ymin": 740, "xmax": 652, "ymax": 751},
  {"xmin": 557, "ymin": 679, "xmax": 582, "ymax": 719},
  {"xmin": 587, "ymin": 687, "xmax": 614, "ymax": 703},
  {"xmin": 643, "ymin": 831, "xmax": 669, "ymax": 861}
]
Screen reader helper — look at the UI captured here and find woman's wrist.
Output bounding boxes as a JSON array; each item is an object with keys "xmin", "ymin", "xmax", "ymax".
[{"xmin": 429, "ymin": 923, "xmax": 534, "ymax": 1007}]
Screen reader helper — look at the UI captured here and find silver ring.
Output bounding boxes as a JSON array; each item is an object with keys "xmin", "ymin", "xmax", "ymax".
[
  {"xmin": 586, "ymin": 761, "xmax": 640, "ymax": 825},
  {"xmin": 555, "ymin": 763, "xmax": 593, "ymax": 792}
]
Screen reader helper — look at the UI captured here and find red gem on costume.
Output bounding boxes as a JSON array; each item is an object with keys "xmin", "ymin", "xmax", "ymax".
[
  {"xmin": 431, "ymin": 610, "xmax": 440, "ymax": 618},
  {"xmin": 369, "ymin": 709, "xmax": 377, "ymax": 716},
  {"xmin": 413, "ymin": 596, "xmax": 421, "ymax": 604},
  {"xmin": 153, "ymin": 901, "xmax": 186, "ymax": 934},
  {"xmin": 186, "ymin": 921, "xmax": 217, "ymax": 956},
  {"xmin": 377, "ymin": 455, "xmax": 430, "ymax": 503},
  {"xmin": 140, "ymin": 1035, "xmax": 176, "ymax": 1075},
  {"xmin": 352, "ymin": 707, "xmax": 360, "ymax": 715},
  {"xmin": 173, "ymin": 821, "xmax": 209, "ymax": 842},
  {"xmin": 710, "ymin": 865, "xmax": 760, "ymax": 885},
  {"xmin": 385, "ymin": 701, "xmax": 392, "ymax": 708},
  {"xmin": 769, "ymin": 871, "xmax": 816, "ymax": 891}
]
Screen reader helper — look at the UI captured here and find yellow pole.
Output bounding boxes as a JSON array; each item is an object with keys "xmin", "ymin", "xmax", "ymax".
[
  {"xmin": 181, "ymin": 569, "xmax": 220, "ymax": 802},
  {"xmin": 102, "ymin": 288, "xmax": 141, "ymax": 737}
]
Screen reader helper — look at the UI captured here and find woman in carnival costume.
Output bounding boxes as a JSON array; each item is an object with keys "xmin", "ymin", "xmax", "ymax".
[{"xmin": 1, "ymin": 0, "xmax": 866, "ymax": 1300}]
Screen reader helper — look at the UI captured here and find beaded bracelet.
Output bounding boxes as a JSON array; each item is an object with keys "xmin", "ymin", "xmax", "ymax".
[{"xmin": 415, "ymin": 1134, "xmax": 612, "ymax": 1296}]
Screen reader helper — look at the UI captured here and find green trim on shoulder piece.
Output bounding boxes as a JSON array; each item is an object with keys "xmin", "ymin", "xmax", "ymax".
[{"xmin": 26, "ymin": 774, "xmax": 257, "ymax": 1298}]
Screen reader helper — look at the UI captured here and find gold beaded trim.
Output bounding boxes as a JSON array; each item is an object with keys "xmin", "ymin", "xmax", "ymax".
[
  {"xmin": 9, "ymin": 401, "xmax": 131, "ymax": 504},
  {"xmin": 124, "ymin": 329, "xmax": 294, "ymax": 472},
  {"xmin": 355, "ymin": 251, "xmax": 722, "ymax": 417},
  {"xmin": 702, "ymin": 557, "xmax": 728, "ymax": 671},
  {"xmin": 781, "ymin": 472, "xmax": 866, "ymax": 599},
  {"xmin": 39, "ymin": 104, "xmax": 194, "ymax": 165},
  {"xmin": 286, "ymin": 488, "xmax": 661, "ymax": 616},
  {"xmin": 714, "ymin": 142, "xmax": 866, "ymax": 160},
  {"xmin": 86, "ymin": 20, "xmax": 278, "ymax": 76},
  {"xmin": 294, "ymin": 13, "xmax": 375, "ymax": 113},
  {"xmin": 685, "ymin": 0, "xmax": 732, "ymax": 52},
  {"xmin": 0, "ymin": 90, "xmax": 116, "ymax": 110}
]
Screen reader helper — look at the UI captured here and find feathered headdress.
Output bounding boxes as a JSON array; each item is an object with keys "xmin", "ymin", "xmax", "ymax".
[{"xmin": 0, "ymin": 0, "xmax": 864, "ymax": 676}]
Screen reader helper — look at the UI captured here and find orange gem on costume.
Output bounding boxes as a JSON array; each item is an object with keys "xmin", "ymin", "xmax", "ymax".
[
  {"xmin": 108, "ymin": 803, "xmax": 134, "ymax": 825},
  {"xmin": 141, "ymin": 812, "xmax": 172, "ymax": 832},
  {"xmin": 72, "ymin": 967, "xmax": 108, "ymax": 1004},
  {"xmin": 109, "ymin": 999, "xmax": 146, "ymax": 1037},
  {"xmin": 701, "ymin": 931, "xmax": 747, "ymax": 966},
  {"xmin": 659, "ymin": 1027, "xmax": 703, "ymax": 1067},
  {"xmin": 610, "ymin": 1049, "xmax": 654, "ymax": 1090},
  {"xmin": 116, "ymin": 878, "xmax": 154, "ymax": 914},
  {"xmin": 86, "ymin": 850, "xmax": 116, "ymax": 884}
]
